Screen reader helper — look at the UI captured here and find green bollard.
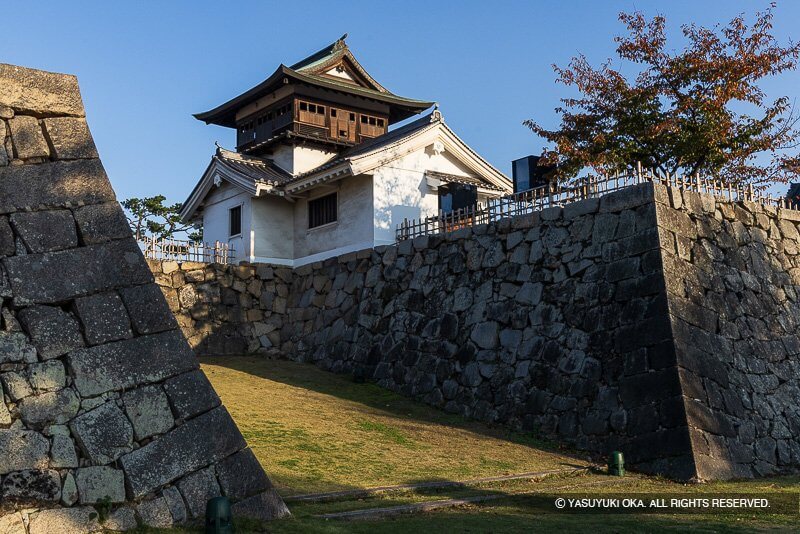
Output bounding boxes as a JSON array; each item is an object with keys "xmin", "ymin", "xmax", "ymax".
[
  {"xmin": 205, "ymin": 496, "xmax": 234, "ymax": 534},
  {"xmin": 608, "ymin": 451, "xmax": 625, "ymax": 476}
]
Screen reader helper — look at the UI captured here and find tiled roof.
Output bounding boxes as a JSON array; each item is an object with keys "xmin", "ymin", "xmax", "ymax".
[
  {"xmin": 215, "ymin": 147, "xmax": 291, "ymax": 185},
  {"xmin": 426, "ymin": 170, "xmax": 506, "ymax": 192},
  {"xmin": 193, "ymin": 35, "xmax": 433, "ymax": 128}
]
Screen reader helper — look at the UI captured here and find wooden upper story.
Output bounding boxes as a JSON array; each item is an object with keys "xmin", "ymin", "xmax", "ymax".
[
  {"xmin": 195, "ymin": 35, "xmax": 433, "ymax": 155},
  {"xmin": 236, "ymin": 96, "xmax": 389, "ymax": 152}
]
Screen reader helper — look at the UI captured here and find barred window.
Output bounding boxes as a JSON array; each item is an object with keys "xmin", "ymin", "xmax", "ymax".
[{"xmin": 308, "ymin": 193, "xmax": 337, "ymax": 229}]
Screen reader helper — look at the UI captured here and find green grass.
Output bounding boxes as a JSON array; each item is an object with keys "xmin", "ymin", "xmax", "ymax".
[
  {"xmin": 202, "ymin": 356, "xmax": 590, "ymax": 496},
  {"xmin": 182, "ymin": 356, "xmax": 800, "ymax": 533},
  {"xmin": 355, "ymin": 420, "xmax": 416, "ymax": 447}
]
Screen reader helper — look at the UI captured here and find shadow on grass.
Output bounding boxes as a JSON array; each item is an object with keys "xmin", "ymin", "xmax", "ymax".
[{"xmin": 203, "ymin": 356, "xmax": 593, "ymax": 472}]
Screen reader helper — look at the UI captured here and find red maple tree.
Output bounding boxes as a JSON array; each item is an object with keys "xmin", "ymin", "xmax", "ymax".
[{"xmin": 526, "ymin": 4, "xmax": 800, "ymax": 185}]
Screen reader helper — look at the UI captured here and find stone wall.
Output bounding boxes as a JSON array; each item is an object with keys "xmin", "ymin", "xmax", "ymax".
[
  {"xmin": 147, "ymin": 261, "xmax": 292, "ymax": 357},
  {"xmin": 0, "ymin": 63, "xmax": 288, "ymax": 532},
  {"xmin": 157, "ymin": 182, "xmax": 800, "ymax": 481},
  {"xmin": 282, "ymin": 184, "xmax": 696, "ymax": 477},
  {"xmin": 658, "ymin": 192, "xmax": 800, "ymax": 479}
]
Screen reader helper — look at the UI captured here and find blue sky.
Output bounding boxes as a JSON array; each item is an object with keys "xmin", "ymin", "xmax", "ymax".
[{"xmin": 2, "ymin": 1, "xmax": 798, "ymax": 202}]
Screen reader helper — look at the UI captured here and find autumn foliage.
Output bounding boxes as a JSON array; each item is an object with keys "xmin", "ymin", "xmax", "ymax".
[{"xmin": 526, "ymin": 4, "xmax": 800, "ymax": 185}]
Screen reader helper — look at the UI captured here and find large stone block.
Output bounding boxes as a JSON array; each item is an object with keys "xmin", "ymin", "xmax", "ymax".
[
  {"xmin": 75, "ymin": 466, "xmax": 126, "ymax": 504},
  {"xmin": 217, "ymin": 448, "xmax": 271, "ymax": 500},
  {"xmin": 17, "ymin": 305, "xmax": 84, "ymax": 358},
  {"xmin": 73, "ymin": 291, "xmax": 132, "ymax": 345},
  {"xmin": 8, "ymin": 115, "xmax": 49, "ymax": 160},
  {"xmin": 118, "ymin": 283, "xmax": 178, "ymax": 334},
  {"xmin": 0, "ymin": 332, "xmax": 37, "ymax": 364},
  {"xmin": 163, "ymin": 486, "xmax": 187, "ymax": 523},
  {"xmin": 599, "ymin": 182, "xmax": 654, "ymax": 212},
  {"xmin": 0, "ymin": 469, "xmax": 60, "ymax": 504},
  {"xmin": 231, "ymin": 489, "xmax": 291, "ymax": 521},
  {"xmin": 50, "ymin": 434, "xmax": 79, "ymax": 469},
  {"xmin": 27, "ymin": 360, "xmax": 66, "ymax": 392},
  {"xmin": 0, "ymin": 63, "xmax": 84, "ymax": 116},
  {"xmin": 27, "ymin": 507, "xmax": 100, "ymax": 534},
  {"xmin": 162, "ymin": 369, "xmax": 220, "ymax": 419},
  {"xmin": 67, "ymin": 329, "xmax": 196, "ymax": 397},
  {"xmin": 69, "ymin": 401, "xmax": 134, "ymax": 464},
  {"xmin": 103, "ymin": 507, "xmax": 137, "ymax": 531},
  {"xmin": 4, "ymin": 238, "xmax": 152, "ymax": 304},
  {"xmin": 0, "ymin": 159, "xmax": 114, "ymax": 215},
  {"xmin": 177, "ymin": 467, "xmax": 221, "ymax": 518},
  {"xmin": 41, "ymin": 117, "xmax": 98, "ymax": 159},
  {"xmin": 122, "ymin": 385, "xmax": 174, "ymax": 440},
  {"xmin": 17, "ymin": 388, "xmax": 80, "ymax": 428},
  {"xmin": 0, "ymin": 512, "xmax": 25, "ymax": 534},
  {"xmin": 0, "ymin": 372, "xmax": 32, "ymax": 401},
  {"xmin": 0, "ymin": 430, "xmax": 49, "ymax": 474},
  {"xmin": 137, "ymin": 496, "xmax": 174, "ymax": 528},
  {"xmin": 10, "ymin": 210, "xmax": 77, "ymax": 253},
  {"xmin": 73, "ymin": 202, "xmax": 132, "ymax": 244},
  {"xmin": 120, "ymin": 406, "xmax": 246, "ymax": 497}
]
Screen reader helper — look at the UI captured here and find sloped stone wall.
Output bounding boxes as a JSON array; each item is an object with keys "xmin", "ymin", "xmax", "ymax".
[
  {"xmin": 0, "ymin": 63, "xmax": 288, "ymax": 532},
  {"xmin": 658, "ymin": 190, "xmax": 800, "ymax": 479}
]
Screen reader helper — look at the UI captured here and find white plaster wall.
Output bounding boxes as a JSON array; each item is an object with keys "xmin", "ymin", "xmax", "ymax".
[
  {"xmin": 372, "ymin": 144, "xmax": 478, "ymax": 244},
  {"xmin": 201, "ymin": 182, "xmax": 252, "ymax": 263},
  {"xmin": 251, "ymin": 195, "xmax": 294, "ymax": 262},
  {"xmin": 325, "ymin": 67, "xmax": 355, "ymax": 81},
  {"xmin": 293, "ymin": 175, "xmax": 374, "ymax": 259},
  {"xmin": 271, "ymin": 144, "xmax": 338, "ymax": 175}
]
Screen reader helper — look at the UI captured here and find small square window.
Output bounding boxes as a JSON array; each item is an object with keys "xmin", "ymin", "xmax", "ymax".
[
  {"xmin": 349, "ymin": 113, "xmax": 355, "ymax": 121},
  {"xmin": 377, "ymin": 118, "xmax": 384, "ymax": 127},
  {"xmin": 339, "ymin": 129, "xmax": 348, "ymax": 137},
  {"xmin": 300, "ymin": 102, "xmax": 307, "ymax": 111},
  {"xmin": 361, "ymin": 115, "xmax": 368, "ymax": 124},
  {"xmin": 229, "ymin": 205, "xmax": 242, "ymax": 237},
  {"xmin": 369, "ymin": 117, "xmax": 376, "ymax": 125},
  {"xmin": 308, "ymin": 193, "xmax": 337, "ymax": 229},
  {"xmin": 331, "ymin": 109, "xmax": 337, "ymax": 117},
  {"xmin": 318, "ymin": 106, "xmax": 325, "ymax": 114}
]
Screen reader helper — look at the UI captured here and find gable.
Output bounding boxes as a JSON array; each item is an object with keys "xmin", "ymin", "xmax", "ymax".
[
  {"xmin": 313, "ymin": 55, "xmax": 379, "ymax": 90},
  {"xmin": 424, "ymin": 145, "xmax": 478, "ymax": 178},
  {"xmin": 324, "ymin": 65, "xmax": 355, "ymax": 81}
]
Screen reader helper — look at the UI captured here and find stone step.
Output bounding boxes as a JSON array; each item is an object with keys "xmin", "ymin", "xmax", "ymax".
[{"xmin": 286, "ymin": 466, "xmax": 589, "ymax": 503}]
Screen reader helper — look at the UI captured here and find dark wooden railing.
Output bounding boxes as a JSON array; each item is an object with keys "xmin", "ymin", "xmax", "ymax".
[{"xmin": 396, "ymin": 166, "xmax": 795, "ymax": 241}]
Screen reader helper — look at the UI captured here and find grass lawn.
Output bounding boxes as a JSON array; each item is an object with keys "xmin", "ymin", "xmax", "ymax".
[
  {"xmin": 202, "ymin": 356, "xmax": 590, "ymax": 496},
  {"xmin": 148, "ymin": 356, "xmax": 799, "ymax": 533}
]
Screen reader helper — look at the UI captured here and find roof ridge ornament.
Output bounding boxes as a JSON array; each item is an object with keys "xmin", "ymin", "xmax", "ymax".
[
  {"xmin": 431, "ymin": 104, "xmax": 443, "ymax": 123},
  {"xmin": 334, "ymin": 33, "xmax": 348, "ymax": 50}
]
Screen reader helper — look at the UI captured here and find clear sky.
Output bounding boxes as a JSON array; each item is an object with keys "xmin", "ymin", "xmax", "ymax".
[{"xmin": 2, "ymin": 1, "xmax": 798, "ymax": 202}]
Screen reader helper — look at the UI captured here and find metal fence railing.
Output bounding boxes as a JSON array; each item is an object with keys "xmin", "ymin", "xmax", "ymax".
[
  {"xmin": 139, "ymin": 237, "xmax": 234, "ymax": 264},
  {"xmin": 396, "ymin": 165, "xmax": 796, "ymax": 241}
]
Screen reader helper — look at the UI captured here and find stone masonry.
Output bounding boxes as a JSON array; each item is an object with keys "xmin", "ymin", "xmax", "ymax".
[
  {"xmin": 0, "ymin": 63, "xmax": 289, "ymax": 532},
  {"xmin": 153, "ymin": 182, "xmax": 800, "ymax": 482}
]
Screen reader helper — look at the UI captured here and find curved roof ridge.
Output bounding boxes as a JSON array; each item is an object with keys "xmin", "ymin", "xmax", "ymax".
[{"xmin": 289, "ymin": 34, "xmax": 348, "ymax": 71}]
